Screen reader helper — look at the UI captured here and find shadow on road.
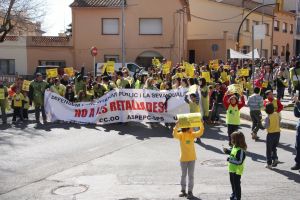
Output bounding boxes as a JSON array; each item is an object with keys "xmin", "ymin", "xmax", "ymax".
[
  {"xmin": 272, "ymin": 168, "xmax": 300, "ymax": 184},
  {"xmin": 101, "ymin": 122, "xmax": 173, "ymax": 140}
]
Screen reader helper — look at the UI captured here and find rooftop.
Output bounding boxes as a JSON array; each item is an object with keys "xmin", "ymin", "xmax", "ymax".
[{"xmin": 70, "ymin": 0, "xmax": 126, "ymax": 7}]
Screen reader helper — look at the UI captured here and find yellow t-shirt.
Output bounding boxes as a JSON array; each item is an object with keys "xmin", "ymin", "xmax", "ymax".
[
  {"xmin": 173, "ymin": 124, "xmax": 204, "ymax": 162},
  {"xmin": 13, "ymin": 93, "xmax": 24, "ymax": 107},
  {"xmin": 189, "ymin": 102, "xmax": 200, "ymax": 113}
]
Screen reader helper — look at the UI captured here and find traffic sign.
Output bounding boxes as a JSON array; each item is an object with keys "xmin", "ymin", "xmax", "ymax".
[{"xmin": 91, "ymin": 47, "xmax": 98, "ymax": 57}]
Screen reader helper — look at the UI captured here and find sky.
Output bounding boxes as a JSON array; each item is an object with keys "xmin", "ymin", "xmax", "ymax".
[{"xmin": 42, "ymin": 0, "xmax": 73, "ymax": 36}]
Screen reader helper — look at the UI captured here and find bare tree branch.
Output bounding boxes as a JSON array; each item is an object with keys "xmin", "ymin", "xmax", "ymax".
[{"xmin": 0, "ymin": 0, "xmax": 46, "ymax": 42}]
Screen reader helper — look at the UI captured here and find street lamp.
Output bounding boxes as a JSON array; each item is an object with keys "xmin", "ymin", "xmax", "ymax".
[{"xmin": 236, "ymin": 3, "xmax": 278, "ymax": 51}]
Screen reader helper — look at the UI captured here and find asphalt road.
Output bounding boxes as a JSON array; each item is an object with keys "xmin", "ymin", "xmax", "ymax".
[{"xmin": 0, "ymin": 115, "xmax": 299, "ymax": 200}]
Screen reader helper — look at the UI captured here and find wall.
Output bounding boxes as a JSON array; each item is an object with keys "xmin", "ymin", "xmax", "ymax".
[
  {"xmin": 26, "ymin": 46, "xmax": 74, "ymax": 75},
  {"xmin": 0, "ymin": 37, "xmax": 27, "ymax": 75},
  {"xmin": 72, "ymin": 0, "xmax": 188, "ymax": 72},
  {"xmin": 188, "ymin": 0, "xmax": 273, "ymax": 59}
]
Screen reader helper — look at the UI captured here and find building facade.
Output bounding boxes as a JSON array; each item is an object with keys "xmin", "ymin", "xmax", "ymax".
[
  {"xmin": 272, "ymin": 10, "xmax": 295, "ymax": 61},
  {"xmin": 71, "ymin": 0, "xmax": 190, "ymax": 70},
  {"xmin": 188, "ymin": 0, "xmax": 274, "ymax": 63}
]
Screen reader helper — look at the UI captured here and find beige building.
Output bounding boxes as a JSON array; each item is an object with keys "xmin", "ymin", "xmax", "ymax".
[
  {"xmin": 71, "ymin": 0, "xmax": 190, "ymax": 71},
  {"xmin": 188, "ymin": 0, "xmax": 274, "ymax": 63},
  {"xmin": 272, "ymin": 9, "xmax": 296, "ymax": 61}
]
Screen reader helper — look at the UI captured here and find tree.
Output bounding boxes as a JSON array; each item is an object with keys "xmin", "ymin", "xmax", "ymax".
[
  {"xmin": 0, "ymin": 0, "xmax": 45, "ymax": 42},
  {"xmin": 65, "ymin": 23, "xmax": 72, "ymax": 37}
]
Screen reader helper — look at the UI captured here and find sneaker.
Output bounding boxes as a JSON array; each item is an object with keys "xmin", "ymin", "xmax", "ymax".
[
  {"xmin": 272, "ymin": 160, "xmax": 279, "ymax": 167},
  {"xmin": 291, "ymin": 164, "xmax": 300, "ymax": 170},
  {"xmin": 265, "ymin": 164, "xmax": 272, "ymax": 169},
  {"xmin": 179, "ymin": 190, "xmax": 187, "ymax": 197},
  {"xmin": 187, "ymin": 191, "xmax": 194, "ymax": 199}
]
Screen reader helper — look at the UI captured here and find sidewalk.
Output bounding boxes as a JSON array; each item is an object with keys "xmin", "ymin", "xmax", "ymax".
[{"xmin": 240, "ymin": 97, "xmax": 298, "ymax": 130}]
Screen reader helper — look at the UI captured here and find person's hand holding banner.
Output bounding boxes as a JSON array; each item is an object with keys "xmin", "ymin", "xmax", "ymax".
[
  {"xmin": 46, "ymin": 68, "xmax": 58, "ymax": 78},
  {"xmin": 177, "ymin": 113, "xmax": 203, "ymax": 128}
]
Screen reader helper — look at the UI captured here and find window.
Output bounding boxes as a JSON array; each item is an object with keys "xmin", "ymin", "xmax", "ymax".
[
  {"xmin": 242, "ymin": 45, "xmax": 250, "ymax": 54},
  {"xmin": 291, "ymin": 24, "xmax": 294, "ymax": 34},
  {"xmin": 243, "ymin": 19, "xmax": 250, "ymax": 32},
  {"xmin": 104, "ymin": 55, "xmax": 119, "ymax": 62},
  {"xmin": 253, "ymin": 20, "xmax": 259, "ymax": 25},
  {"xmin": 264, "ymin": 23, "xmax": 270, "ymax": 35},
  {"xmin": 102, "ymin": 18, "xmax": 119, "ymax": 35},
  {"xmin": 139, "ymin": 18, "xmax": 162, "ymax": 35},
  {"xmin": 274, "ymin": 20, "xmax": 280, "ymax": 31},
  {"xmin": 261, "ymin": 49, "xmax": 268, "ymax": 58},
  {"xmin": 273, "ymin": 45, "xmax": 278, "ymax": 56},
  {"xmin": 39, "ymin": 60, "xmax": 66, "ymax": 67},
  {"xmin": 283, "ymin": 22, "xmax": 287, "ymax": 33},
  {"xmin": 281, "ymin": 46, "xmax": 286, "ymax": 56},
  {"xmin": 0, "ymin": 59, "xmax": 15, "ymax": 75}
]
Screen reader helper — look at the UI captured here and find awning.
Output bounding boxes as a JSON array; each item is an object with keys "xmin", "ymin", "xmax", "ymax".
[{"xmin": 230, "ymin": 48, "xmax": 260, "ymax": 59}]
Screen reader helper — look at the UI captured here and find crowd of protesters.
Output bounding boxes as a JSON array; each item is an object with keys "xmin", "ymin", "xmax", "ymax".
[{"xmin": 1, "ymin": 55, "xmax": 300, "ymax": 199}]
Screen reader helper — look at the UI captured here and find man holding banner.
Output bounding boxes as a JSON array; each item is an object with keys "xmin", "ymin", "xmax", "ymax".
[{"xmin": 29, "ymin": 73, "xmax": 49, "ymax": 124}]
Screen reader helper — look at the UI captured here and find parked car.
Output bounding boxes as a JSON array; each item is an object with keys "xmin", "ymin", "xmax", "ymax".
[{"xmin": 96, "ymin": 63, "xmax": 142, "ymax": 77}]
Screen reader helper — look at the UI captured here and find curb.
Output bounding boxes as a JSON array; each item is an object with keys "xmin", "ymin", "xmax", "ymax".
[{"xmin": 240, "ymin": 112, "xmax": 297, "ymax": 131}]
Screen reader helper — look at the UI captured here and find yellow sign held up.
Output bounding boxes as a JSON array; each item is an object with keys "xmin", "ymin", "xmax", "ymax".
[
  {"xmin": 202, "ymin": 71, "xmax": 211, "ymax": 83},
  {"xmin": 223, "ymin": 65, "xmax": 231, "ymax": 70},
  {"xmin": 152, "ymin": 57, "xmax": 161, "ymax": 67},
  {"xmin": 46, "ymin": 68, "xmax": 58, "ymax": 78},
  {"xmin": 184, "ymin": 62, "xmax": 195, "ymax": 78},
  {"xmin": 227, "ymin": 84, "xmax": 243, "ymax": 95},
  {"xmin": 240, "ymin": 68, "xmax": 249, "ymax": 77},
  {"xmin": 22, "ymin": 80, "xmax": 31, "ymax": 92},
  {"xmin": 162, "ymin": 61, "xmax": 172, "ymax": 74},
  {"xmin": 177, "ymin": 113, "xmax": 203, "ymax": 128},
  {"xmin": 105, "ymin": 61, "xmax": 115, "ymax": 73},
  {"xmin": 64, "ymin": 67, "xmax": 74, "ymax": 77}
]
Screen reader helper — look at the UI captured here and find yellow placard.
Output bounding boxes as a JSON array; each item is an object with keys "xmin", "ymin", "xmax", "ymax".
[
  {"xmin": 177, "ymin": 113, "xmax": 203, "ymax": 128},
  {"xmin": 202, "ymin": 71, "xmax": 211, "ymax": 83},
  {"xmin": 152, "ymin": 57, "xmax": 161, "ymax": 67},
  {"xmin": 227, "ymin": 84, "xmax": 243, "ymax": 95},
  {"xmin": 0, "ymin": 88, "xmax": 4, "ymax": 99},
  {"xmin": 240, "ymin": 69, "xmax": 249, "ymax": 77},
  {"xmin": 220, "ymin": 72, "xmax": 229, "ymax": 83},
  {"xmin": 64, "ymin": 67, "xmax": 74, "ymax": 77},
  {"xmin": 105, "ymin": 61, "xmax": 115, "ymax": 73},
  {"xmin": 223, "ymin": 65, "xmax": 230, "ymax": 69},
  {"xmin": 185, "ymin": 63, "xmax": 195, "ymax": 78},
  {"xmin": 46, "ymin": 68, "xmax": 58, "ymax": 78},
  {"xmin": 262, "ymin": 81, "xmax": 269, "ymax": 88},
  {"xmin": 22, "ymin": 80, "xmax": 31, "ymax": 92},
  {"xmin": 162, "ymin": 61, "xmax": 172, "ymax": 74}
]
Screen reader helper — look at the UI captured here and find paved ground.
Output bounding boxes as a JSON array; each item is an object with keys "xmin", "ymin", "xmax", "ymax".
[{"xmin": 0, "ymin": 114, "xmax": 299, "ymax": 200}]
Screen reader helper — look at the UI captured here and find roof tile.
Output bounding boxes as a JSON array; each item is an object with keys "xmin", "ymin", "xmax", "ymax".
[{"xmin": 70, "ymin": 0, "xmax": 126, "ymax": 7}]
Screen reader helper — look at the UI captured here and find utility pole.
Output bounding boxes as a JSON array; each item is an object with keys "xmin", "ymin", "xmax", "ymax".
[{"xmin": 121, "ymin": 0, "xmax": 125, "ymax": 67}]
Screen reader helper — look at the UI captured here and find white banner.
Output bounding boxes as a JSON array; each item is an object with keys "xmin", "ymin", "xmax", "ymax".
[
  {"xmin": 230, "ymin": 48, "xmax": 260, "ymax": 59},
  {"xmin": 44, "ymin": 89, "xmax": 191, "ymax": 124}
]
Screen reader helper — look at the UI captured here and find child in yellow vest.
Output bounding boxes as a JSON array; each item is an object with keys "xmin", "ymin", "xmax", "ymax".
[
  {"xmin": 223, "ymin": 131, "xmax": 247, "ymax": 200},
  {"xmin": 173, "ymin": 121, "xmax": 204, "ymax": 199},
  {"xmin": 264, "ymin": 103, "xmax": 281, "ymax": 169},
  {"xmin": 11, "ymin": 88, "xmax": 24, "ymax": 122},
  {"xmin": 22, "ymin": 91, "xmax": 30, "ymax": 120}
]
